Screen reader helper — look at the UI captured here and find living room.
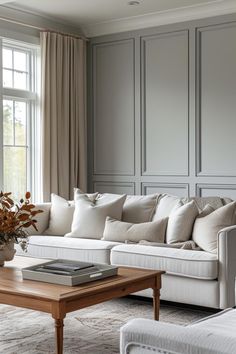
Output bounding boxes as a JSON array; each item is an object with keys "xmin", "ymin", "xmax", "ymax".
[{"xmin": 0, "ymin": 0, "xmax": 236, "ymax": 353}]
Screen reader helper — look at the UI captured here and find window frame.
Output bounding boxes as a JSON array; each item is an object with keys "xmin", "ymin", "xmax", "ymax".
[{"xmin": 0, "ymin": 37, "xmax": 41, "ymax": 202}]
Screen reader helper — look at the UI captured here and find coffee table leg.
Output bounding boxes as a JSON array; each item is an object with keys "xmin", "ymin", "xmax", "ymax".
[
  {"xmin": 153, "ymin": 288, "xmax": 160, "ymax": 320},
  {"xmin": 54, "ymin": 318, "xmax": 64, "ymax": 354}
]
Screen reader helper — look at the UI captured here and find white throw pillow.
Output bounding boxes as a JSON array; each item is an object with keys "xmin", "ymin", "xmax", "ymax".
[
  {"xmin": 102, "ymin": 216, "xmax": 167, "ymax": 243},
  {"xmin": 153, "ymin": 194, "xmax": 182, "ymax": 220},
  {"xmin": 44, "ymin": 194, "xmax": 76, "ymax": 236},
  {"xmin": 44, "ymin": 191, "xmax": 99, "ymax": 236},
  {"xmin": 122, "ymin": 194, "xmax": 159, "ymax": 223},
  {"xmin": 74, "ymin": 188, "xmax": 98, "ymax": 202},
  {"xmin": 65, "ymin": 193, "xmax": 126, "ymax": 239},
  {"xmin": 192, "ymin": 201, "xmax": 236, "ymax": 253},
  {"xmin": 166, "ymin": 201, "xmax": 199, "ymax": 244}
]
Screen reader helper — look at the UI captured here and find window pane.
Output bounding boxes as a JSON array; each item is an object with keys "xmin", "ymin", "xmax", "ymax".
[
  {"xmin": 14, "ymin": 71, "xmax": 27, "ymax": 90},
  {"xmin": 14, "ymin": 51, "xmax": 27, "ymax": 71},
  {"xmin": 3, "ymin": 146, "xmax": 27, "ymax": 201},
  {"xmin": 3, "ymin": 100, "xmax": 14, "ymax": 145},
  {"xmin": 15, "ymin": 101, "xmax": 27, "ymax": 145},
  {"xmin": 3, "ymin": 69, "xmax": 13, "ymax": 87},
  {"xmin": 3, "ymin": 48, "xmax": 12, "ymax": 69}
]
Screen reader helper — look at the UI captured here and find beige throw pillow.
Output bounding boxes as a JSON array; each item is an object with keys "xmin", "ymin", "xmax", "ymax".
[
  {"xmin": 192, "ymin": 201, "xmax": 236, "ymax": 253},
  {"xmin": 153, "ymin": 194, "xmax": 182, "ymax": 220},
  {"xmin": 102, "ymin": 217, "xmax": 168, "ymax": 243},
  {"xmin": 122, "ymin": 194, "xmax": 159, "ymax": 223},
  {"xmin": 44, "ymin": 194, "xmax": 75, "ymax": 236},
  {"xmin": 28, "ymin": 203, "xmax": 51, "ymax": 235},
  {"xmin": 65, "ymin": 193, "xmax": 126, "ymax": 239},
  {"xmin": 166, "ymin": 201, "xmax": 199, "ymax": 244},
  {"xmin": 44, "ymin": 191, "xmax": 98, "ymax": 236}
]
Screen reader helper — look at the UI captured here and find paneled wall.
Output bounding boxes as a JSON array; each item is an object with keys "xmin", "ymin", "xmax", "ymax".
[{"xmin": 88, "ymin": 14, "xmax": 236, "ymax": 198}]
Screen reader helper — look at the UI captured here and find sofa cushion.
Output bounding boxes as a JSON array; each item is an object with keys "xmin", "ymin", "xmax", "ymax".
[
  {"xmin": 27, "ymin": 203, "xmax": 51, "ymax": 235},
  {"xmin": 16, "ymin": 236, "xmax": 120, "ymax": 264},
  {"xmin": 193, "ymin": 201, "xmax": 236, "ymax": 253},
  {"xmin": 102, "ymin": 217, "xmax": 167, "ymax": 243},
  {"xmin": 182, "ymin": 196, "xmax": 224, "ymax": 211},
  {"xmin": 191, "ymin": 308, "xmax": 236, "ymax": 335},
  {"xmin": 166, "ymin": 201, "xmax": 199, "ymax": 244},
  {"xmin": 111, "ymin": 244, "xmax": 218, "ymax": 280},
  {"xmin": 122, "ymin": 194, "xmax": 159, "ymax": 223},
  {"xmin": 44, "ymin": 194, "xmax": 75, "ymax": 236},
  {"xmin": 153, "ymin": 194, "xmax": 182, "ymax": 220},
  {"xmin": 66, "ymin": 193, "xmax": 126, "ymax": 239},
  {"xmin": 44, "ymin": 191, "xmax": 98, "ymax": 236}
]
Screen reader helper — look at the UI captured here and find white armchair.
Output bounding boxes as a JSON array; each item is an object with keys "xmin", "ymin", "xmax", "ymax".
[{"xmin": 120, "ymin": 309, "xmax": 236, "ymax": 354}]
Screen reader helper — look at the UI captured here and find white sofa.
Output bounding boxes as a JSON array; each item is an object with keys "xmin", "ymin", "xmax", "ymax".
[
  {"xmin": 120, "ymin": 308, "xmax": 236, "ymax": 354},
  {"xmin": 16, "ymin": 193, "xmax": 236, "ymax": 309}
]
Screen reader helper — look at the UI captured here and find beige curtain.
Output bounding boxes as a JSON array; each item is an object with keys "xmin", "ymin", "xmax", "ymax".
[{"xmin": 40, "ymin": 31, "xmax": 87, "ymax": 201}]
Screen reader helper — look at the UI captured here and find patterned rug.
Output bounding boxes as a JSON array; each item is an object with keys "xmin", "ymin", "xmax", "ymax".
[{"xmin": 0, "ymin": 297, "xmax": 215, "ymax": 354}]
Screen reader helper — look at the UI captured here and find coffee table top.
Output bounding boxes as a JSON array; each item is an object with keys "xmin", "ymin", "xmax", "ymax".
[{"xmin": 0, "ymin": 256, "xmax": 164, "ymax": 302}]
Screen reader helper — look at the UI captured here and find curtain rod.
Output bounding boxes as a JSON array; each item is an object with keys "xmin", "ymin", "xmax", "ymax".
[{"xmin": 0, "ymin": 15, "xmax": 88, "ymax": 41}]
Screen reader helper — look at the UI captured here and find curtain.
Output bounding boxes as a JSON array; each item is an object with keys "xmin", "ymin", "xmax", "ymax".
[{"xmin": 40, "ymin": 31, "xmax": 87, "ymax": 201}]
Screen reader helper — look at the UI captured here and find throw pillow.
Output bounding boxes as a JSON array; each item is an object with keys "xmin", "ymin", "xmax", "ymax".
[
  {"xmin": 182, "ymin": 196, "xmax": 224, "ymax": 212},
  {"xmin": 122, "ymin": 194, "xmax": 159, "ymax": 223},
  {"xmin": 197, "ymin": 204, "xmax": 215, "ymax": 218},
  {"xmin": 166, "ymin": 201, "xmax": 199, "ymax": 244},
  {"xmin": 28, "ymin": 203, "xmax": 51, "ymax": 235},
  {"xmin": 102, "ymin": 216, "xmax": 168, "ymax": 243},
  {"xmin": 44, "ymin": 194, "xmax": 76, "ymax": 236},
  {"xmin": 152, "ymin": 194, "xmax": 183, "ymax": 220},
  {"xmin": 65, "ymin": 193, "xmax": 126, "ymax": 239},
  {"xmin": 192, "ymin": 201, "xmax": 236, "ymax": 253},
  {"xmin": 74, "ymin": 188, "xmax": 98, "ymax": 202}
]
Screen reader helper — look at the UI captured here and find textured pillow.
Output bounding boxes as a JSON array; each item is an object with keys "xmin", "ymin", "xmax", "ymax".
[
  {"xmin": 197, "ymin": 204, "xmax": 215, "ymax": 218},
  {"xmin": 44, "ymin": 194, "xmax": 76, "ymax": 236},
  {"xmin": 122, "ymin": 194, "xmax": 159, "ymax": 223},
  {"xmin": 192, "ymin": 201, "xmax": 236, "ymax": 253},
  {"xmin": 182, "ymin": 196, "xmax": 224, "ymax": 211},
  {"xmin": 153, "ymin": 194, "xmax": 182, "ymax": 220},
  {"xmin": 166, "ymin": 201, "xmax": 199, "ymax": 244},
  {"xmin": 102, "ymin": 216, "xmax": 167, "ymax": 243},
  {"xmin": 65, "ymin": 193, "xmax": 126, "ymax": 239}
]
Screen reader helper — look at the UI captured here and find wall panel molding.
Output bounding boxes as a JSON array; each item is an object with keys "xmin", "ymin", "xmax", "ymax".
[
  {"xmin": 93, "ymin": 182, "xmax": 135, "ymax": 195},
  {"xmin": 141, "ymin": 30, "xmax": 189, "ymax": 177},
  {"xmin": 142, "ymin": 183, "xmax": 189, "ymax": 197},
  {"xmin": 196, "ymin": 21, "xmax": 236, "ymax": 177},
  {"xmin": 196, "ymin": 184, "xmax": 236, "ymax": 199},
  {"xmin": 89, "ymin": 13, "xmax": 236, "ymax": 197},
  {"xmin": 92, "ymin": 38, "xmax": 135, "ymax": 176}
]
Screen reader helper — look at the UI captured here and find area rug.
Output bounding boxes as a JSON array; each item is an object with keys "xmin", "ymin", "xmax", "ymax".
[{"xmin": 0, "ymin": 297, "xmax": 215, "ymax": 354}]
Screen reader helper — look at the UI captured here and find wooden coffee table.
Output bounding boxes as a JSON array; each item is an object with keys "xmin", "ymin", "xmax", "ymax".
[{"xmin": 0, "ymin": 256, "xmax": 164, "ymax": 354}]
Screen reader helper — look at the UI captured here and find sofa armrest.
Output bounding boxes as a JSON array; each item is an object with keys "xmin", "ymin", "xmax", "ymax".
[
  {"xmin": 218, "ymin": 225, "xmax": 236, "ymax": 308},
  {"xmin": 27, "ymin": 203, "xmax": 51, "ymax": 235},
  {"xmin": 120, "ymin": 318, "xmax": 236, "ymax": 354}
]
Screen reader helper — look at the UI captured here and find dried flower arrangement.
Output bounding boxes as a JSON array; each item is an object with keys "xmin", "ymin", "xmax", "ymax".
[{"xmin": 0, "ymin": 191, "xmax": 43, "ymax": 251}]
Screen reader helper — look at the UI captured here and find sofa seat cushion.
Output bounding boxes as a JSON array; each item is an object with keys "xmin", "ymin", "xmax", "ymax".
[
  {"xmin": 191, "ymin": 308, "xmax": 236, "ymax": 335},
  {"xmin": 111, "ymin": 244, "xmax": 218, "ymax": 280},
  {"xmin": 17, "ymin": 236, "xmax": 120, "ymax": 264}
]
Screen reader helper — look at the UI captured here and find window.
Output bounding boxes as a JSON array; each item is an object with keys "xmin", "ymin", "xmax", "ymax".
[{"xmin": 0, "ymin": 39, "xmax": 40, "ymax": 201}]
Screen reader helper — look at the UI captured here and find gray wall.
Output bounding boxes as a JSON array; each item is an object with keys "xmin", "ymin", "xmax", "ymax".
[{"xmin": 88, "ymin": 14, "xmax": 236, "ymax": 198}]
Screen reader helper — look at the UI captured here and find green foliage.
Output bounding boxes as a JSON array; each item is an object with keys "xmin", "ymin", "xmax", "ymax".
[{"xmin": 3, "ymin": 101, "xmax": 27, "ymax": 201}]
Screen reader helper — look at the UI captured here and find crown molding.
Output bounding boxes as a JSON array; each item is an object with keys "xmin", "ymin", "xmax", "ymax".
[
  {"xmin": 83, "ymin": 0, "xmax": 236, "ymax": 37},
  {"xmin": 0, "ymin": 4, "xmax": 84, "ymax": 37}
]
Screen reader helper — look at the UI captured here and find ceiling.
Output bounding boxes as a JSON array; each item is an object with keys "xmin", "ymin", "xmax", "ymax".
[{"xmin": 1, "ymin": 0, "xmax": 236, "ymax": 37}]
